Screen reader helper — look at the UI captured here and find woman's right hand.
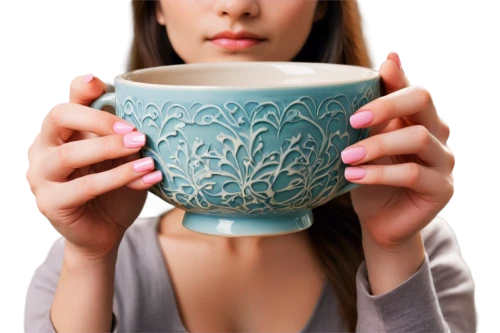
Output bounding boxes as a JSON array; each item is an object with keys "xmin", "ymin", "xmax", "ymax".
[{"xmin": 26, "ymin": 75, "xmax": 163, "ymax": 260}]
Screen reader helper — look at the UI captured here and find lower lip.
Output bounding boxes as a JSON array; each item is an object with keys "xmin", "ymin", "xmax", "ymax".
[{"xmin": 210, "ymin": 38, "xmax": 264, "ymax": 50}]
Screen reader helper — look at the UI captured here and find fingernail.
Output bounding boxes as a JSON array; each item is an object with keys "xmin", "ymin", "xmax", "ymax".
[
  {"xmin": 83, "ymin": 73, "xmax": 94, "ymax": 83},
  {"xmin": 133, "ymin": 157, "xmax": 154, "ymax": 172},
  {"xmin": 341, "ymin": 146, "xmax": 367, "ymax": 164},
  {"xmin": 345, "ymin": 167, "xmax": 366, "ymax": 180},
  {"xmin": 123, "ymin": 131, "xmax": 146, "ymax": 148},
  {"xmin": 143, "ymin": 170, "xmax": 163, "ymax": 184},
  {"xmin": 113, "ymin": 121, "xmax": 135, "ymax": 134},
  {"xmin": 350, "ymin": 111, "xmax": 373, "ymax": 128},
  {"xmin": 387, "ymin": 50, "xmax": 402, "ymax": 68},
  {"xmin": 387, "ymin": 50, "xmax": 405, "ymax": 74}
]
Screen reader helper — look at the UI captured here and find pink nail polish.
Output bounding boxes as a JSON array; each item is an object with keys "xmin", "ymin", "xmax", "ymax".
[
  {"xmin": 143, "ymin": 170, "xmax": 163, "ymax": 184},
  {"xmin": 113, "ymin": 121, "xmax": 135, "ymax": 134},
  {"xmin": 341, "ymin": 146, "xmax": 367, "ymax": 164},
  {"xmin": 350, "ymin": 111, "xmax": 374, "ymax": 128},
  {"xmin": 133, "ymin": 157, "xmax": 154, "ymax": 172},
  {"xmin": 83, "ymin": 73, "xmax": 94, "ymax": 83},
  {"xmin": 387, "ymin": 52, "xmax": 403, "ymax": 73},
  {"xmin": 345, "ymin": 167, "xmax": 366, "ymax": 180},
  {"xmin": 123, "ymin": 131, "xmax": 146, "ymax": 148}
]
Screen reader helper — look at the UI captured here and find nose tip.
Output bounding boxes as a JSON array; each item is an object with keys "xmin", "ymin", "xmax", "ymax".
[{"xmin": 216, "ymin": 0, "xmax": 260, "ymax": 19}]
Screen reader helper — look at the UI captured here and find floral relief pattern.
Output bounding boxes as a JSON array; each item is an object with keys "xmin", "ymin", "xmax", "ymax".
[{"xmin": 117, "ymin": 86, "xmax": 377, "ymax": 216}]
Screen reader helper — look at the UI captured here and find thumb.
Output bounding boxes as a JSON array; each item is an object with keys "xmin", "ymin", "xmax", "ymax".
[
  {"xmin": 379, "ymin": 52, "xmax": 410, "ymax": 95},
  {"xmin": 69, "ymin": 74, "xmax": 108, "ymax": 106}
]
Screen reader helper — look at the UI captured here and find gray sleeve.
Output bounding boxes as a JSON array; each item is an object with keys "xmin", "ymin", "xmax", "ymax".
[
  {"xmin": 355, "ymin": 217, "xmax": 476, "ymax": 333},
  {"xmin": 24, "ymin": 237, "xmax": 118, "ymax": 333}
]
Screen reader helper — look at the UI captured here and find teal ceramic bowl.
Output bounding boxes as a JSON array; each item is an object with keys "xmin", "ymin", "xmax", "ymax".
[{"xmin": 91, "ymin": 62, "xmax": 380, "ymax": 237}]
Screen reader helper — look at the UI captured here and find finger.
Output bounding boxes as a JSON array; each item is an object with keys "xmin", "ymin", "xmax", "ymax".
[
  {"xmin": 51, "ymin": 159, "xmax": 162, "ymax": 210},
  {"xmin": 40, "ymin": 103, "xmax": 136, "ymax": 146},
  {"xmin": 109, "ymin": 150, "xmax": 164, "ymax": 190},
  {"xmin": 125, "ymin": 171, "xmax": 163, "ymax": 190},
  {"xmin": 379, "ymin": 52, "xmax": 410, "ymax": 95},
  {"xmin": 365, "ymin": 52, "xmax": 410, "ymax": 136},
  {"xmin": 43, "ymin": 131, "xmax": 146, "ymax": 181},
  {"xmin": 342, "ymin": 125, "xmax": 455, "ymax": 171},
  {"xmin": 66, "ymin": 131, "xmax": 100, "ymax": 142},
  {"xmin": 46, "ymin": 72, "xmax": 108, "ymax": 143},
  {"xmin": 69, "ymin": 74, "xmax": 108, "ymax": 106},
  {"xmin": 344, "ymin": 163, "xmax": 453, "ymax": 198},
  {"xmin": 350, "ymin": 86, "xmax": 448, "ymax": 143}
]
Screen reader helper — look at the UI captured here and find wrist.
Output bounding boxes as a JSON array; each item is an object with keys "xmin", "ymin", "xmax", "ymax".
[
  {"xmin": 362, "ymin": 230, "xmax": 424, "ymax": 255},
  {"xmin": 53, "ymin": 240, "xmax": 118, "ymax": 333},
  {"xmin": 362, "ymin": 232, "xmax": 425, "ymax": 295},
  {"xmin": 63, "ymin": 240, "xmax": 119, "ymax": 271}
]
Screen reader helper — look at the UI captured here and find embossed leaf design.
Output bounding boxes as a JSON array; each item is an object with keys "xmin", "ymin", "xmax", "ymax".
[{"xmin": 115, "ymin": 86, "xmax": 376, "ymax": 215}]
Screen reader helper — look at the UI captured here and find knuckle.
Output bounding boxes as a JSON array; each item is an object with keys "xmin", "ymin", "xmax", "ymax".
[
  {"xmin": 407, "ymin": 163, "xmax": 422, "ymax": 186},
  {"xmin": 27, "ymin": 143, "xmax": 34, "ymax": 161},
  {"xmin": 103, "ymin": 135, "xmax": 118, "ymax": 155},
  {"xmin": 50, "ymin": 103, "xmax": 69, "ymax": 124},
  {"xmin": 25, "ymin": 168, "xmax": 37, "ymax": 194},
  {"xmin": 114, "ymin": 161, "xmax": 135, "ymax": 185},
  {"xmin": 89, "ymin": 108, "xmax": 105, "ymax": 128},
  {"xmin": 35, "ymin": 199, "xmax": 46, "ymax": 216},
  {"xmin": 449, "ymin": 175, "xmax": 455, "ymax": 191},
  {"xmin": 35, "ymin": 190, "xmax": 51, "ymax": 217},
  {"xmin": 441, "ymin": 120, "xmax": 451, "ymax": 140},
  {"xmin": 374, "ymin": 165, "xmax": 385, "ymax": 183},
  {"xmin": 447, "ymin": 148, "xmax": 456, "ymax": 170},
  {"xmin": 444, "ymin": 176, "xmax": 455, "ymax": 200},
  {"xmin": 26, "ymin": 147, "xmax": 45, "ymax": 194},
  {"xmin": 24, "ymin": 147, "xmax": 34, "ymax": 169},
  {"xmin": 374, "ymin": 137, "xmax": 387, "ymax": 157},
  {"xmin": 81, "ymin": 175, "xmax": 98, "ymax": 201},
  {"xmin": 413, "ymin": 86, "xmax": 433, "ymax": 107},
  {"xmin": 115, "ymin": 162, "xmax": 132, "ymax": 182},
  {"xmin": 380, "ymin": 96, "xmax": 396, "ymax": 119},
  {"xmin": 414, "ymin": 125, "xmax": 431, "ymax": 150},
  {"xmin": 56, "ymin": 145, "xmax": 71, "ymax": 167}
]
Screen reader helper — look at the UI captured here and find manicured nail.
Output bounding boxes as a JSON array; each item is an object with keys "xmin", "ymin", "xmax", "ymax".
[
  {"xmin": 350, "ymin": 111, "xmax": 374, "ymax": 128},
  {"xmin": 388, "ymin": 51, "xmax": 403, "ymax": 73},
  {"xmin": 143, "ymin": 170, "xmax": 163, "ymax": 184},
  {"xmin": 387, "ymin": 50, "xmax": 402, "ymax": 68},
  {"xmin": 83, "ymin": 73, "xmax": 94, "ymax": 83},
  {"xmin": 133, "ymin": 157, "xmax": 154, "ymax": 172},
  {"xmin": 341, "ymin": 146, "xmax": 367, "ymax": 164},
  {"xmin": 123, "ymin": 131, "xmax": 146, "ymax": 148},
  {"xmin": 345, "ymin": 167, "xmax": 366, "ymax": 180},
  {"xmin": 113, "ymin": 121, "xmax": 135, "ymax": 134}
]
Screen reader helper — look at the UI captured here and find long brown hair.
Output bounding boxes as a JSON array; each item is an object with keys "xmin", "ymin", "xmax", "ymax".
[{"xmin": 128, "ymin": 1, "xmax": 371, "ymax": 331}]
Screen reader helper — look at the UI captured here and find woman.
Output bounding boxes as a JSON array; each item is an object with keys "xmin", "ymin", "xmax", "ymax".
[{"xmin": 25, "ymin": 1, "xmax": 476, "ymax": 332}]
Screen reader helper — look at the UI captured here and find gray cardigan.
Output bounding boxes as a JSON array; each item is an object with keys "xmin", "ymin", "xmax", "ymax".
[{"xmin": 24, "ymin": 215, "xmax": 476, "ymax": 332}]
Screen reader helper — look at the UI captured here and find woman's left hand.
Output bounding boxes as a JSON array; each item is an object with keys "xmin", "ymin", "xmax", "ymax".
[{"xmin": 341, "ymin": 52, "xmax": 455, "ymax": 250}]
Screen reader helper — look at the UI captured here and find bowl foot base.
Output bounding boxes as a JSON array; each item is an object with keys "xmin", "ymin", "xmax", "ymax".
[{"xmin": 182, "ymin": 210, "xmax": 314, "ymax": 237}]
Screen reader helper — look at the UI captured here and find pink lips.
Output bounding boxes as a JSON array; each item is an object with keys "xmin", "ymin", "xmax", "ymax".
[{"xmin": 208, "ymin": 30, "xmax": 265, "ymax": 51}]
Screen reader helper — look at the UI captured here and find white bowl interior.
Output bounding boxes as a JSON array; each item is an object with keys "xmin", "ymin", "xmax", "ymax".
[{"xmin": 120, "ymin": 62, "xmax": 378, "ymax": 88}]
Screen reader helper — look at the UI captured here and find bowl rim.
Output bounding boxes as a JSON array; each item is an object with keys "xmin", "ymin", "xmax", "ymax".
[{"xmin": 115, "ymin": 61, "xmax": 380, "ymax": 91}]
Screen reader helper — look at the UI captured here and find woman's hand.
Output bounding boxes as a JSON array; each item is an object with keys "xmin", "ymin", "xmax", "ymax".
[
  {"xmin": 341, "ymin": 53, "xmax": 455, "ymax": 251},
  {"xmin": 26, "ymin": 75, "xmax": 163, "ymax": 260}
]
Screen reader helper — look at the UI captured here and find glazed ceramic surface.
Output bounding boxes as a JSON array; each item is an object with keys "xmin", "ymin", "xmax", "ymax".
[{"xmin": 91, "ymin": 62, "xmax": 380, "ymax": 236}]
